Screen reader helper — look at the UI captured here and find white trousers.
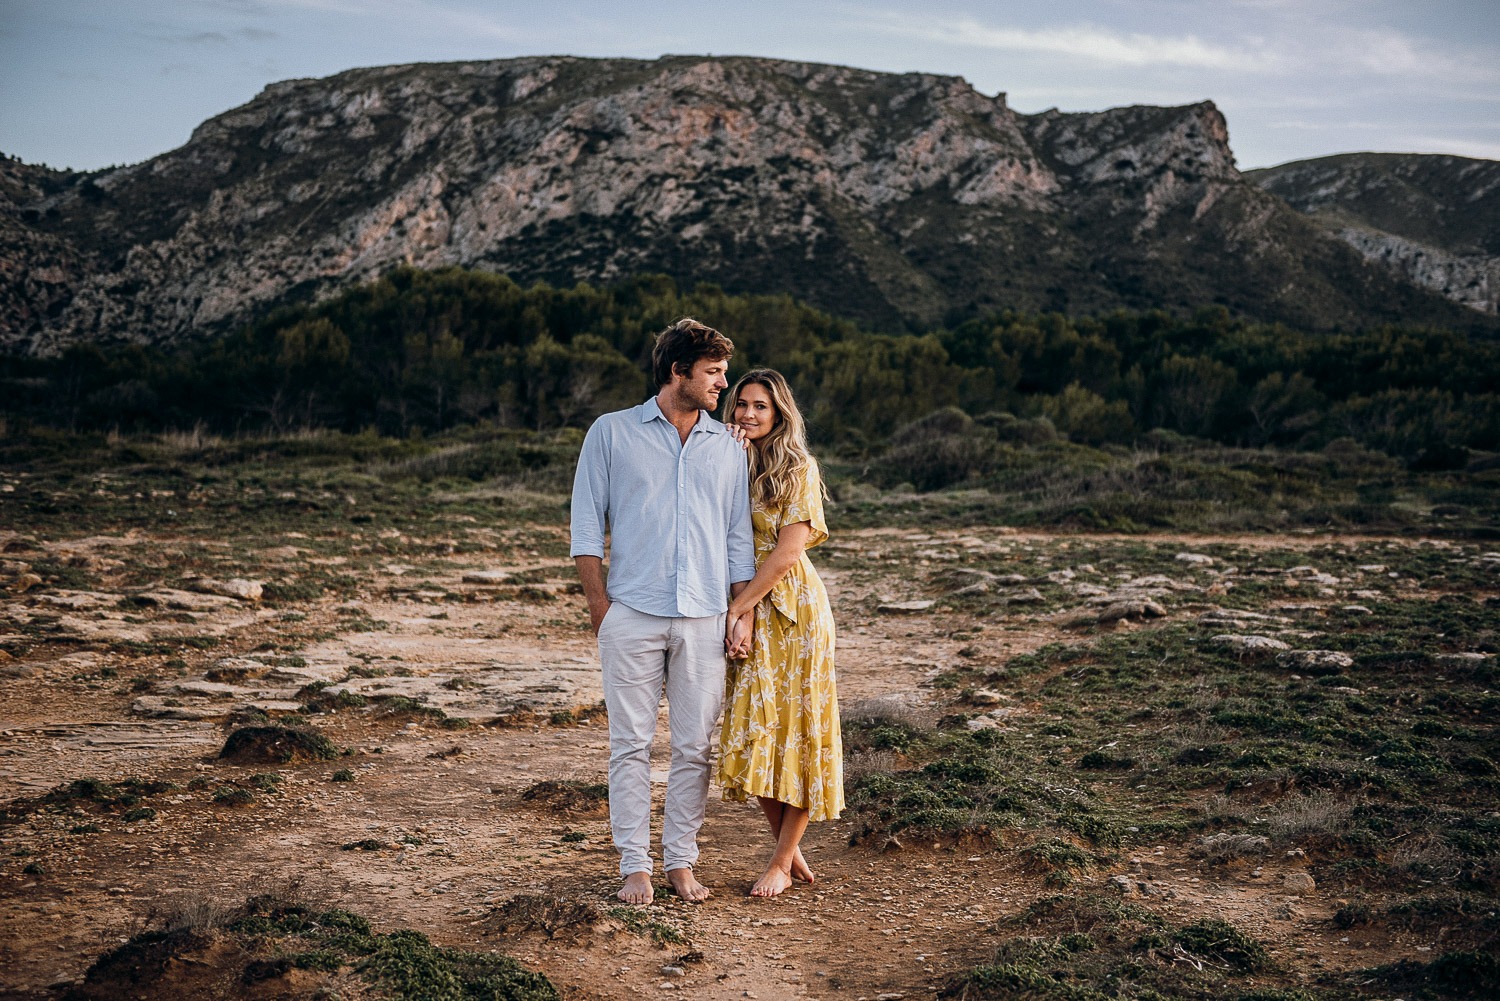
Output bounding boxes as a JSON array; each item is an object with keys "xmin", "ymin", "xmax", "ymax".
[{"xmin": 597, "ymin": 602, "xmax": 726, "ymax": 877}]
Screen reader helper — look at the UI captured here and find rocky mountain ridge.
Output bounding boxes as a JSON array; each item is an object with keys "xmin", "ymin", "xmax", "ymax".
[
  {"xmin": 2, "ymin": 55, "xmax": 1493, "ymax": 355},
  {"xmin": 1248, "ymin": 153, "xmax": 1500, "ymax": 316}
]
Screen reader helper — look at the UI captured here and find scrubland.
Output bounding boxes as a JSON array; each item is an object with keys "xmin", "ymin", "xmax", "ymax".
[{"xmin": 0, "ymin": 427, "xmax": 1495, "ymax": 1000}]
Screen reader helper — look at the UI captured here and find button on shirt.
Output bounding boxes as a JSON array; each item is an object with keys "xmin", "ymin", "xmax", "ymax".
[{"xmin": 570, "ymin": 397, "xmax": 756, "ymax": 618}]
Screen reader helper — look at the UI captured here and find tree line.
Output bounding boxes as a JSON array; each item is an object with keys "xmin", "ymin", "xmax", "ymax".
[{"xmin": 3, "ymin": 266, "xmax": 1496, "ymax": 470}]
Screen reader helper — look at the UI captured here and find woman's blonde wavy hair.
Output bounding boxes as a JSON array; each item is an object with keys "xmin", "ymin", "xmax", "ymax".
[{"xmin": 725, "ymin": 368, "xmax": 824, "ymax": 509}]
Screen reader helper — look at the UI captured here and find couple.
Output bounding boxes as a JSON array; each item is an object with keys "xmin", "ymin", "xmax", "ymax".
[{"xmin": 570, "ymin": 317, "xmax": 843, "ymax": 904}]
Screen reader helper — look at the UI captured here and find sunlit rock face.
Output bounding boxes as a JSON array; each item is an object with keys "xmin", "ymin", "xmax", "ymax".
[
  {"xmin": 1249, "ymin": 152, "xmax": 1500, "ymax": 316},
  {"xmin": 2, "ymin": 56, "xmax": 1488, "ymax": 355}
]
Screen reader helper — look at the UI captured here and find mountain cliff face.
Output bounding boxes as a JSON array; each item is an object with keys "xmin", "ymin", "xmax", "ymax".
[
  {"xmin": 1248, "ymin": 153, "xmax": 1500, "ymax": 316},
  {"xmin": 2, "ymin": 55, "xmax": 1491, "ymax": 355}
]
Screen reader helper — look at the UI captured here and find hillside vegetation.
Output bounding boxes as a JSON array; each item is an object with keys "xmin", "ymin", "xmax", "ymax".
[{"xmin": 3, "ymin": 268, "xmax": 1495, "ymax": 467}]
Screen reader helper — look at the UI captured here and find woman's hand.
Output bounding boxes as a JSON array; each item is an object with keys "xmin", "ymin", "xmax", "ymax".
[
  {"xmin": 725, "ymin": 609, "xmax": 754, "ymax": 659},
  {"xmin": 727, "ymin": 422, "xmax": 750, "ymax": 451}
]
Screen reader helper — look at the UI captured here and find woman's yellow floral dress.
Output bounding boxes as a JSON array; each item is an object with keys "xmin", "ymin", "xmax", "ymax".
[{"xmin": 718, "ymin": 464, "xmax": 844, "ymax": 821}]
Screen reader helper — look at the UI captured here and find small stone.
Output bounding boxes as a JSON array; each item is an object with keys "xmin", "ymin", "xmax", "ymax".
[
  {"xmin": 1340, "ymin": 605, "xmax": 1374, "ymax": 615},
  {"xmin": 1094, "ymin": 598, "xmax": 1166, "ymax": 623},
  {"xmin": 1283, "ymin": 872, "xmax": 1316, "ymax": 894},
  {"xmin": 1276, "ymin": 650, "xmax": 1354, "ymax": 672},
  {"xmin": 964, "ymin": 717, "xmax": 999, "ymax": 732},
  {"xmin": 462, "ymin": 570, "xmax": 513, "ymax": 585},
  {"xmin": 8, "ymin": 572, "xmax": 43, "ymax": 594},
  {"xmin": 1108, "ymin": 875, "xmax": 1138, "ymax": 898},
  {"xmin": 1175, "ymin": 553, "xmax": 1214, "ymax": 565},
  {"xmin": 185, "ymin": 576, "xmax": 263, "ymax": 601},
  {"xmin": 970, "ymin": 689, "xmax": 1005, "ymax": 706},
  {"xmin": 660, "ymin": 965, "xmax": 686, "ymax": 977},
  {"xmin": 877, "ymin": 600, "xmax": 934, "ymax": 614},
  {"xmin": 1002, "ymin": 588, "xmax": 1046, "ymax": 605},
  {"xmin": 1212, "ymin": 634, "xmax": 1291, "ymax": 654}
]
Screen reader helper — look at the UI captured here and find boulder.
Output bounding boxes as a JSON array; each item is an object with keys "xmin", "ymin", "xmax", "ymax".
[
  {"xmin": 219, "ymin": 724, "xmax": 338, "ymax": 764},
  {"xmin": 1212, "ymin": 634, "xmax": 1291, "ymax": 654},
  {"xmin": 1282, "ymin": 871, "xmax": 1316, "ymax": 894},
  {"xmin": 1276, "ymin": 650, "xmax": 1354, "ymax": 672},
  {"xmin": 185, "ymin": 577, "xmax": 264, "ymax": 602},
  {"xmin": 1095, "ymin": 599, "xmax": 1166, "ymax": 623},
  {"xmin": 878, "ymin": 600, "xmax": 935, "ymax": 614}
]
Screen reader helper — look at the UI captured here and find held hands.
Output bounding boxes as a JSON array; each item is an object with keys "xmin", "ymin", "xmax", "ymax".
[{"xmin": 725, "ymin": 609, "xmax": 754, "ymax": 659}]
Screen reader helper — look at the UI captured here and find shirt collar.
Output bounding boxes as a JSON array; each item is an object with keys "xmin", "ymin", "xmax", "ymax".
[{"xmin": 641, "ymin": 396, "xmax": 722, "ymax": 433}]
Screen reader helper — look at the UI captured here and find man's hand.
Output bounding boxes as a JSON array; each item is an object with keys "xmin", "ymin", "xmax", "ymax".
[
  {"xmin": 574, "ymin": 555, "xmax": 611, "ymax": 635},
  {"xmin": 725, "ymin": 610, "xmax": 753, "ymax": 659}
]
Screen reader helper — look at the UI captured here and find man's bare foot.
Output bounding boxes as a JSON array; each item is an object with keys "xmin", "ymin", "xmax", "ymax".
[
  {"xmin": 792, "ymin": 850, "xmax": 815, "ymax": 884},
  {"xmin": 618, "ymin": 871, "xmax": 654, "ymax": 905},
  {"xmin": 666, "ymin": 867, "xmax": 711, "ymax": 903},
  {"xmin": 750, "ymin": 864, "xmax": 794, "ymax": 897}
]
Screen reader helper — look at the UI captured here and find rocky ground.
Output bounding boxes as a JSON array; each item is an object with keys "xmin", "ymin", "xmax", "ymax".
[{"xmin": 1, "ymin": 516, "xmax": 1496, "ymax": 1000}]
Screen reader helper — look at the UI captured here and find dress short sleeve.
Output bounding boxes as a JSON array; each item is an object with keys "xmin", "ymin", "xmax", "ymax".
[{"xmin": 779, "ymin": 463, "xmax": 829, "ymax": 550}]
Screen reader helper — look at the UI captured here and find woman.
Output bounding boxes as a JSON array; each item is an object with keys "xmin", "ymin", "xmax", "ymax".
[{"xmin": 719, "ymin": 368, "xmax": 844, "ymax": 897}]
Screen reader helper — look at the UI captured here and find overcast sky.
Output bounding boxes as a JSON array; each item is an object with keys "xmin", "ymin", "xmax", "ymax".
[{"xmin": 3, "ymin": 0, "xmax": 1498, "ymax": 172}]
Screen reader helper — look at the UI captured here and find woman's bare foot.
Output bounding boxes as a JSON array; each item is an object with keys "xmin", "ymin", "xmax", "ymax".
[
  {"xmin": 618, "ymin": 872, "xmax": 653, "ymax": 905},
  {"xmin": 792, "ymin": 850, "xmax": 815, "ymax": 884},
  {"xmin": 750, "ymin": 864, "xmax": 794, "ymax": 897},
  {"xmin": 666, "ymin": 867, "xmax": 711, "ymax": 903}
]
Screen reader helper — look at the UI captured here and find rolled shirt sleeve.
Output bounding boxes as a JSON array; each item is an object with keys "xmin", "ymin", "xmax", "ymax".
[
  {"xmin": 569, "ymin": 420, "xmax": 609, "ymax": 560},
  {"xmin": 726, "ymin": 456, "xmax": 755, "ymax": 585}
]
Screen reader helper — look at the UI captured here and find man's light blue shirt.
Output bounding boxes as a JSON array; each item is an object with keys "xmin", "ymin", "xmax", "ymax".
[{"xmin": 570, "ymin": 396, "xmax": 756, "ymax": 619}]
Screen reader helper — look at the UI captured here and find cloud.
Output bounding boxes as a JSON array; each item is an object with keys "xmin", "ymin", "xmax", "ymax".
[
  {"xmin": 1338, "ymin": 28, "xmax": 1500, "ymax": 86},
  {"xmin": 264, "ymin": 0, "xmax": 522, "ymax": 41},
  {"xmin": 1415, "ymin": 137, "xmax": 1500, "ymax": 161},
  {"xmin": 857, "ymin": 10, "xmax": 1276, "ymax": 71},
  {"xmin": 159, "ymin": 30, "xmax": 230, "ymax": 45},
  {"xmin": 1268, "ymin": 119, "xmax": 1389, "ymax": 131}
]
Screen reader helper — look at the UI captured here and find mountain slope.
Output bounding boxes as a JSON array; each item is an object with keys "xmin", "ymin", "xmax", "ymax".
[
  {"xmin": 1248, "ymin": 153, "xmax": 1500, "ymax": 315},
  {"xmin": 3, "ymin": 56, "xmax": 1492, "ymax": 355}
]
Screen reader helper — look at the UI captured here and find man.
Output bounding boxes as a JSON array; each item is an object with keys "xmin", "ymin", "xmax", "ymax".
[{"xmin": 570, "ymin": 318, "xmax": 755, "ymax": 905}]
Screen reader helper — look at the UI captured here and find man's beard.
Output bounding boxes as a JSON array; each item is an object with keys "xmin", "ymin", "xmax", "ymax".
[{"xmin": 674, "ymin": 383, "xmax": 720, "ymax": 413}]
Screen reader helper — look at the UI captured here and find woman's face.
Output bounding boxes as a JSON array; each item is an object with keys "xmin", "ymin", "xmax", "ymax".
[{"xmin": 733, "ymin": 383, "xmax": 778, "ymax": 442}]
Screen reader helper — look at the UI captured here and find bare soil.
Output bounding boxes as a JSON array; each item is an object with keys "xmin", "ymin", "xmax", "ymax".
[{"xmin": 0, "ymin": 526, "xmax": 1480, "ymax": 999}]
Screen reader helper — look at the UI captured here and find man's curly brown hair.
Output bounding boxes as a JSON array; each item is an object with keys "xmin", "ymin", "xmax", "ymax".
[{"xmin": 651, "ymin": 318, "xmax": 734, "ymax": 387}]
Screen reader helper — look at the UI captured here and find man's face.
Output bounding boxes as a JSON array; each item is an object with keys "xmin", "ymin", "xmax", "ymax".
[{"xmin": 671, "ymin": 357, "xmax": 730, "ymax": 412}]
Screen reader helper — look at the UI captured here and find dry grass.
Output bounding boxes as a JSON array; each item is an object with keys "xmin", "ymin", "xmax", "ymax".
[
  {"xmin": 1196, "ymin": 833, "xmax": 1271, "ymax": 865},
  {"xmin": 843, "ymin": 749, "xmax": 901, "ymax": 784},
  {"xmin": 841, "ymin": 696, "xmax": 928, "ymax": 729},
  {"xmin": 1203, "ymin": 791, "xmax": 1357, "ymax": 843}
]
